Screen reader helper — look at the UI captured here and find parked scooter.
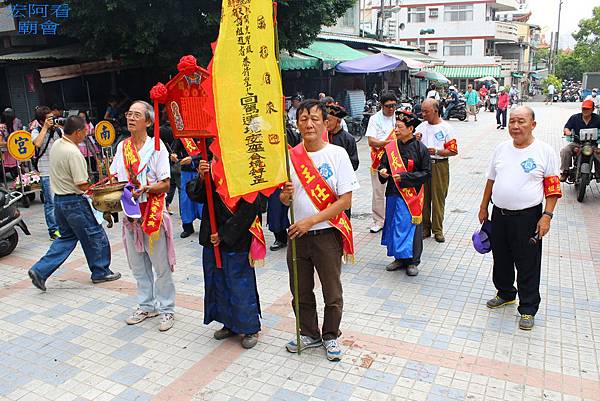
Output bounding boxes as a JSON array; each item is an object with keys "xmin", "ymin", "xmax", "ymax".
[
  {"xmin": 565, "ymin": 128, "xmax": 600, "ymax": 202},
  {"xmin": 0, "ymin": 189, "xmax": 30, "ymax": 257},
  {"xmin": 488, "ymin": 92, "xmax": 498, "ymax": 112},
  {"xmin": 441, "ymin": 97, "xmax": 467, "ymax": 121}
]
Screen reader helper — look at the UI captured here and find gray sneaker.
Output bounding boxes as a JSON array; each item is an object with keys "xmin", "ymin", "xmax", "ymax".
[
  {"xmin": 241, "ymin": 333, "xmax": 258, "ymax": 349},
  {"xmin": 406, "ymin": 265, "xmax": 419, "ymax": 276},
  {"xmin": 214, "ymin": 326, "xmax": 236, "ymax": 340},
  {"xmin": 386, "ymin": 260, "xmax": 403, "ymax": 271},
  {"xmin": 285, "ymin": 335, "xmax": 322, "ymax": 353},
  {"xmin": 159, "ymin": 313, "xmax": 174, "ymax": 332},
  {"xmin": 519, "ymin": 314, "xmax": 534, "ymax": 330},
  {"xmin": 125, "ymin": 309, "xmax": 159, "ymax": 325},
  {"xmin": 323, "ymin": 338, "xmax": 342, "ymax": 361},
  {"xmin": 486, "ymin": 296, "xmax": 516, "ymax": 309}
]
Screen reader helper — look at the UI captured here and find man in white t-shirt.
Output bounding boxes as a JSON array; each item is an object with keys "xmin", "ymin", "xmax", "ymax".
[
  {"xmin": 287, "ymin": 95, "xmax": 301, "ymax": 126},
  {"xmin": 415, "ymin": 99, "xmax": 458, "ymax": 243},
  {"xmin": 110, "ymin": 101, "xmax": 176, "ymax": 332},
  {"xmin": 365, "ymin": 92, "xmax": 397, "ymax": 233},
  {"xmin": 545, "ymin": 83, "xmax": 556, "ymax": 105},
  {"xmin": 479, "ymin": 106, "xmax": 561, "ymax": 331},
  {"xmin": 280, "ymin": 99, "xmax": 359, "ymax": 361},
  {"xmin": 585, "ymin": 89, "xmax": 600, "ymax": 114}
]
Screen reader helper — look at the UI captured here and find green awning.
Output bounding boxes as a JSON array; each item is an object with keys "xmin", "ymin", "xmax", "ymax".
[
  {"xmin": 511, "ymin": 72, "xmax": 524, "ymax": 78},
  {"xmin": 279, "ymin": 52, "xmax": 320, "ymax": 71},
  {"xmin": 431, "ymin": 65, "xmax": 501, "ymax": 78},
  {"xmin": 297, "ymin": 41, "xmax": 367, "ymax": 69}
]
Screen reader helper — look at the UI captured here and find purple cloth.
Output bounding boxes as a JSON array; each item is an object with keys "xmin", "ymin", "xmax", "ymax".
[
  {"xmin": 335, "ymin": 53, "xmax": 406, "ymax": 74},
  {"xmin": 122, "ymin": 211, "xmax": 177, "ymax": 270}
]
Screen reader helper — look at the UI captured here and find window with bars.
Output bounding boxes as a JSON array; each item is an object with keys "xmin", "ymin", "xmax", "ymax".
[
  {"xmin": 408, "ymin": 7, "xmax": 425, "ymax": 23},
  {"xmin": 428, "ymin": 42, "xmax": 438, "ymax": 52},
  {"xmin": 429, "ymin": 8, "xmax": 439, "ymax": 18},
  {"xmin": 407, "ymin": 40, "xmax": 426, "ymax": 52},
  {"xmin": 444, "ymin": 4, "xmax": 473, "ymax": 22},
  {"xmin": 443, "ymin": 40, "xmax": 472, "ymax": 56}
]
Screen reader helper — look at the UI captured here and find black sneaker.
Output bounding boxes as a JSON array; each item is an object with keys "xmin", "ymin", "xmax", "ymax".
[
  {"xmin": 406, "ymin": 265, "xmax": 419, "ymax": 276},
  {"xmin": 486, "ymin": 295, "xmax": 516, "ymax": 309},
  {"xmin": 241, "ymin": 333, "xmax": 258, "ymax": 349},
  {"xmin": 180, "ymin": 230, "xmax": 194, "ymax": 238},
  {"xmin": 214, "ymin": 326, "xmax": 236, "ymax": 340},
  {"xmin": 519, "ymin": 314, "xmax": 534, "ymax": 330},
  {"xmin": 269, "ymin": 240, "xmax": 287, "ymax": 251},
  {"xmin": 92, "ymin": 272, "xmax": 122, "ymax": 284},
  {"xmin": 28, "ymin": 269, "xmax": 46, "ymax": 292}
]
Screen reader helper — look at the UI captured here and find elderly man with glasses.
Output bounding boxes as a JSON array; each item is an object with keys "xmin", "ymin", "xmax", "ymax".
[
  {"xmin": 110, "ymin": 101, "xmax": 176, "ymax": 332},
  {"xmin": 365, "ymin": 92, "xmax": 398, "ymax": 233}
]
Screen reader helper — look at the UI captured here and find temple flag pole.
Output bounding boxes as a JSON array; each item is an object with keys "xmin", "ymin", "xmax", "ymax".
[
  {"xmin": 199, "ymin": 138, "xmax": 222, "ymax": 268},
  {"xmin": 273, "ymin": 1, "xmax": 301, "ymax": 355}
]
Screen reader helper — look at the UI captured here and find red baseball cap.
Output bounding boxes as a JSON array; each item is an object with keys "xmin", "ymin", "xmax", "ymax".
[{"xmin": 582, "ymin": 99, "xmax": 594, "ymax": 109}]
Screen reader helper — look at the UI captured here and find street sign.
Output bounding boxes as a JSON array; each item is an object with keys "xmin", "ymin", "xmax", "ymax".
[
  {"xmin": 7, "ymin": 130, "xmax": 35, "ymax": 161},
  {"xmin": 95, "ymin": 120, "xmax": 116, "ymax": 147}
]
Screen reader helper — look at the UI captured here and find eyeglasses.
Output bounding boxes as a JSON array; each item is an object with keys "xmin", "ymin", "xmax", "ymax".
[
  {"xmin": 125, "ymin": 111, "xmax": 144, "ymax": 120},
  {"xmin": 383, "ymin": 103, "xmax": 397, "ymax": 109}
]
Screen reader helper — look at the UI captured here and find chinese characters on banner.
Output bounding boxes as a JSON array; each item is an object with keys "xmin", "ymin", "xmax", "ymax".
[
  {"xmin": 9, "ymin": 3, "xmax": 70, "ymax": 35},
  {"xmin": 212, "ymin": 0, "xmax": 287, "ymax": 198}
]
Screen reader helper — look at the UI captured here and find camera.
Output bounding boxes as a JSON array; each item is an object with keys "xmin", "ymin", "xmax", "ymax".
[{"xmin": 52, "ymin": 116, "xmax": 66, "ymax": 126}]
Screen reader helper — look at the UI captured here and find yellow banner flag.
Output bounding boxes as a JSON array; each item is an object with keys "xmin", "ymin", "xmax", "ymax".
[{"xmin": 212, "ymin": 0, "xmax": 287, "ymax": 198}]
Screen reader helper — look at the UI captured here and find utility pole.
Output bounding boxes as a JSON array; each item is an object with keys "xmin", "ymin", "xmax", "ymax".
[
  {"xmin": 378, "ymin": 0, "xmax": 385, "ymax": 41},
  {"xmin": 552, "ymin": 0, "xmax": 563, "ymax": 74}
]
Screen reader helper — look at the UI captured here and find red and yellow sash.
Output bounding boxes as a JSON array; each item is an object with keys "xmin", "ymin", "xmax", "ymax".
[
  {"xmin": 123, "ymin": 138, "xmax": 164, "ymax": 239},
  {"xmin": 384, "ymin": 140, "xmax": 424, "ymax": 224},
  {"xmin": 181, "ymin": 138, "xmax": 201, "ymax": 157},
  {"xmin": 223, "ymin": 201, "xmax": 266, "ymax": 268},
  {"xmin": 444, "ymin": 138, "xmax": 458, "ymax": 154},
  {"xmin": 543, "ymin": 176, "xmax": 562, "ymax": 198},
  {"xmin": 370, "ymin": 130, "xmax": 396, "ymax": 171},
  {"xmin": 290, "ymin": 143, "xmax": 354, "ymax": 262}
]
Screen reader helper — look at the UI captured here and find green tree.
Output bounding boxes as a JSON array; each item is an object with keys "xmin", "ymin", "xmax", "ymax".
[
  {"xmin": 541, "ymin": 74, "xmax": 562, "ymax": 94},
  {"xmin": 572, "ymin": 6, "xmax": 600, "ymax": 73},
  {"xmin": 533, "ymin": 47, "xmax": 549, "ymax": 69},
  {"xmin": 555, "ymin": 52, "xmax": 584, "ymax": 81},
  {"xmin": 55, "ymin": 0, "xmax": 354, "ymax": 70}
]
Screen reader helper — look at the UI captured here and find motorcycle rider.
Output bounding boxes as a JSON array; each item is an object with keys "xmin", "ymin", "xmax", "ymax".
[
  {"xmin": 559, "ymin": 99, "xmax": 600, "ymax": 182},
  {"xmin": 585, "ymin": 89, "xmax": 600, "ymax": 114},
  {"xmin": 443, "ymin": 86, "xmax": 459, "ymax": 120}
]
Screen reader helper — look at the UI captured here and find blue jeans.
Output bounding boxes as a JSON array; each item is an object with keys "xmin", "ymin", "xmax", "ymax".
[
  {"xmin": 40, "ymin": 176, "xmax": 58, "ymax": 235},
  {"xmin": 443, "ymin": 103, "xmax": 456, "ymax": 119},
  {"xmin": 31, "ymin": 194, "xmax": 113, "ymax": 281}
]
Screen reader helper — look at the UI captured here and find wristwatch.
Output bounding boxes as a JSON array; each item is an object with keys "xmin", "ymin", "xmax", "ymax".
[{"xmin": 542, "ymin": 211, "xmax": 553, "ymax": 219}]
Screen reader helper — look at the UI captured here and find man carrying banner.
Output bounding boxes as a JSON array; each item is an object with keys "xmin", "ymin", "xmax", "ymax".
[
  {"xmin": 378, "ymin": 111, "xmax": 431, "ymax": 276},
  {"xmin": 171, "ymin": 137, "xmax": 203, "ymax": 238},
  {"xmin": 187, "ymin": 158, "xmax": 265, "ymax": 349},
  {"xmin": 110, "ymin": 100, "xmax": 177, "ymax": 332},
  {"xmin": 366, "ymin": 92, "xmax": 397, "ymax": 233},
  {"xmin": 281, "ymin": 99, "xmax": 359, "ymax": 361}
]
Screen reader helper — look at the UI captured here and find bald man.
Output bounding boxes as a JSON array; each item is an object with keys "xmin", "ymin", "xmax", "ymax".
[
  {"xmin": 415, "ymin": 99, "xmax": 458, "ymax": 243},
  {"xmin": 479, "ymin": 106, "xmax": 561, "ymax": 330}
]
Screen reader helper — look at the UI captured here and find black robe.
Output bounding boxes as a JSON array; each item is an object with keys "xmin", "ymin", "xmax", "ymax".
[{"xmin": 377, "ymin": 137, "xmax": 432, "ymax": 195}]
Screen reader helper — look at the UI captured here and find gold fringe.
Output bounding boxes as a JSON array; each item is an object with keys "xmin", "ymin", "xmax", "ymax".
[
  {"xmin": 249, "ymin": 256, "xmax": 264, "ymax": 268},
  {"xmin": 148, "ymin": 230, "xmax": 160, "ymax": 255},
  {"xmin": 342, "ymin": 253, "xmax": 355, "ymax": 265},
  {"xmin": 412, "ymin": 216, "xmax": 422, "ymax": 225}
]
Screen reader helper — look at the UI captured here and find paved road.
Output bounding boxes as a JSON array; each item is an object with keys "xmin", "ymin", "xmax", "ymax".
[{"xmin": 1, "ymin": 102, "xmax": 599, "ymax": 401}]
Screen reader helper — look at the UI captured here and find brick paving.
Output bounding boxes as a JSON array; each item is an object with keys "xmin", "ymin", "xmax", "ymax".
[{"xmin": 1, "ymin": 102, "xmax": 599, "ymax": 401}]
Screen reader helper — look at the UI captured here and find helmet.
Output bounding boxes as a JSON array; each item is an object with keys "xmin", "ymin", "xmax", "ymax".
[
  {"xmin": 499, "ymin": 86, "xmax": 505, "ymax": 91},
  {"xmin": 448, "ymin": 85, "xmax": 456, "ymax": 91},
  {"xmin": 472, "ymin": 220, "xmax": 492, "ymax": 254}
]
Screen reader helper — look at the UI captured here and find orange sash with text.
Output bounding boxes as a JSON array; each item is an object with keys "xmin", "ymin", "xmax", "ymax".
[
  {"xmin": 370, "ymin": 130, "xmax": 396, "ymax": 171},
  {"xmin": 181, "ymin": 138, "xmax": 201, "ymax": 157},
  {"xmin": 384, "ymin": 140, "xmax": 424, "ymax": 224},
  {"xmin": 222, "ymin": 201, "xmax": 266, "ymax": 268},
  {"xmin": 289, "ymin": 143, "xmax": 355, "ymax": 262},
  {"xmin": 123, "ymin": 138, "xmax": 164, "ymax": 238}
]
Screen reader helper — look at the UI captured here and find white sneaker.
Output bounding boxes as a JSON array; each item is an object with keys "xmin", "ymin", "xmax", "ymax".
[
  {"xmin": 159, "ymin": 313, "xmax": 174, "ymax": 332},
  {"xmin": 369, "ymin": 224, "xmax": 382, "ymax": 233},
  {"xmin": 323, "ymin": 338, "xmax": 342, "ymax": 361},
  {"xmin": 125, "ymin": 309, "xmax": 158, "ymax": 325}
]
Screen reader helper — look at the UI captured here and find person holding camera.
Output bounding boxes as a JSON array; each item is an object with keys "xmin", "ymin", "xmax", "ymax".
[
  {"xmin": 27, "ymin": 116, "xmax": 121, "ymax": 292},
  {"xmin": 31, "ymin": 106, "xmax": 61, "ymax": 240}
]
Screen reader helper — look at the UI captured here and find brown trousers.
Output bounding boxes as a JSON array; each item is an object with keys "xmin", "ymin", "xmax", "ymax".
[
  {"xmin": 287, "ymin": 229, "xmax": 343, "ymax": 340},
  {"xmin": 423, "ymin": 159, "xmax": 450, "ymax": 235}
]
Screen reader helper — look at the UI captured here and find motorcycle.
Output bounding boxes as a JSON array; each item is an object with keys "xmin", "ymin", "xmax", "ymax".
[
  {"xmin": 344, "ymin": 115, "xmax": 365, "ymax": 143},
  {"xmin": 488, "ymin": 93, "xmax": 497, "ymax": 112},
  {"xmin": 565, "ymin": 128, "xmax": 600, "ymax": 202},
  {"xmin": 441, "ymin": 98, "xmax": 467, "ymax": 121},
  {"xmin": 0, "ymin": 189, "xmax": 30, "ymax": 257}
]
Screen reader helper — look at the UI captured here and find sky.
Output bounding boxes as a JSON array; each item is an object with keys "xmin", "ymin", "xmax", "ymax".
[{"xmin": 527, "ymin": 0, "xmax": 600, "ymax": 48}]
